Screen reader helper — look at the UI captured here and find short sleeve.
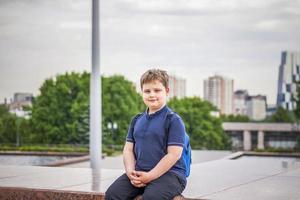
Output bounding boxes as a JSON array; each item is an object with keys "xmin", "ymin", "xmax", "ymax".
[
  {"xmin": 126, "ymin": 118, "xmax": 135, "ymax": 143},
  {"xmin": 167, "ymin": 117, "xmax": 185, "ymax": 147}
]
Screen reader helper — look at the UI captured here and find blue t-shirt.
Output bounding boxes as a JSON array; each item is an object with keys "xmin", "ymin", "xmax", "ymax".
[{"xmin": 126, "ymin": 105, "xmax": 186, "ymax": 181}]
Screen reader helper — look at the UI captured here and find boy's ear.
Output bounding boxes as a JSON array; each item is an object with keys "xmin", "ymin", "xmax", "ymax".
[{"xmin": 166, "ymin": 87, "xmax": 170, "ymax": 94}]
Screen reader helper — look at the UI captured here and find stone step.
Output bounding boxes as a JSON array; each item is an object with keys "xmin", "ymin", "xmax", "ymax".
[{"xmin": 0, "ymin": 187, "xmax": 202, "ymax": 200}]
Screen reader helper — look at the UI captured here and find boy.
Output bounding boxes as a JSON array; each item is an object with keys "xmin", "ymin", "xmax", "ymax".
[{"xmin": 105, "ymin": 69, "xmax": 187, "ymax": 200}]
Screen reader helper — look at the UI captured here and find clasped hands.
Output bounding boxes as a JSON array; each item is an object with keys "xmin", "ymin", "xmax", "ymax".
[{"xmin": 127, "ymin": 170, "xmax": 153, "ymax": 188}]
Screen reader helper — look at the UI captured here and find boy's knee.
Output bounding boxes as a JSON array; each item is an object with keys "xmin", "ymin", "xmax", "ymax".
[
  {"xmin": 105, "ymin": 187, "xmax": 119, "ymax": 200},
  {"xmin": 142, "ymin": 190, "xmax": 175, "ymax": 200},
  {"xmin": 104, "ymin": 189, "xmax": 113, "ymax": 200},
  {"xmin": 142, "ymin": 192, "xmax": 158, "ymax": 200},
  {"xmin": 142, "ymin": 192, "xmax": 184, "ymax": 200}
]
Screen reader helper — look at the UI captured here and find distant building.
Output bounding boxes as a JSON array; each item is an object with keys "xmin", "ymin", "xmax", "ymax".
[
  {"xmin": 204, "ymin": 75, "xmax": 234, "ymax": 115},
  {"xmin": 277, "ymin": 51, "xmax": 300, "ymax": 111},
  {"xmin": 234, "ymin": 90, "xmax": 248, "ymax": 115},
  {"xmin": 223, "ymin": 122, "xmax": 300, "ymax": 150},
  {"xmin": 168, "ymin": 74, "xmax": 186, "ymax": 99},
  {"xmin": 9, "ymin": 93, "xmax": 33, "ymax": 118},
  {"xmin": 246, "ymin": 95, "xmax": 267, "ymax": 121},
  {"xmin": 13, "ymin": 93, "xmax": 33, "ymax": 103},
  {"xmin": 234, "ymin": 90, "xmax": 269, "ymax": 120}
]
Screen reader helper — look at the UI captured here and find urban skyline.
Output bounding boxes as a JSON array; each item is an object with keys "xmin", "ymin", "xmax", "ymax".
[
  {"xmin": 0, "ymin": 52, "xmax": 293, "ymax": 107},
  {"xmin": 1, "ymin": 0, "xmax": 300, "ymax": 104}
]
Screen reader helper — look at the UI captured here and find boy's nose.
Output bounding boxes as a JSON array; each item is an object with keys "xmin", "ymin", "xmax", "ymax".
[{"xmin": 149, "ymin": 91, "xmax": 155, "ymax": 96}]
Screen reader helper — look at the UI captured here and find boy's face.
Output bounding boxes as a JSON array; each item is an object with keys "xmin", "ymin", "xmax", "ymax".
[{"xmin": 142, "ymin": 80, "xmax": 169, "ymax": 113}]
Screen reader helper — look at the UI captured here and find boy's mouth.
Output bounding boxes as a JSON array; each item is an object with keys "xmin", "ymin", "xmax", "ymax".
[{"xmin": 148, "ymin": 99, "xmax": 157, "ymax": 102}]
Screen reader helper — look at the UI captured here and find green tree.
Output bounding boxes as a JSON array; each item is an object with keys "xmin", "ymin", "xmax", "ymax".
[
  {"xmin": 0, "ymin": 104, "xmax": 33, "ymax": 145},
  {"xmin": 265, "ymin": 107, "xmax": 295, "ymax": 123},
  {"xmin": 0, "ymin": 114, "xmax": 17, "ymax": 144},
  {"xmin": 102, "ymin": 75, "xmax": 144, "ymax": 146},
  {"xmin": 221, "ymin": 114, "xmax": 250, "ymax": 122},
  {"xmin": 30, "ymin": 72, "xmax": 144, "ymax": 146},
  {"xmin": 31, "ymin": 72, "xmax": 90, "ymax": 144},
  {"xmin": 168, "ymin": 97, "xmax": 230, "ymax": 150},
  {"xmin": 294, "ymin": 83, "xmax": 300, "ymax": 121},
  {"xmin": 0, "ymin": 104, "xmax": 9, "ymax": 118}
]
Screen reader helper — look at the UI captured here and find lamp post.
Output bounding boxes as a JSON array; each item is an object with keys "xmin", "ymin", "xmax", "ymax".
[
  {"xmin": 16, "ymin": 117, "xmax": 20, "ymax": 147},
  {"xmin": 90, "ymin": 0, "xmax": 101, "ymax": 170},
  {"xmin": 107, "ymin": 121, "xmax": 118, "ymax": 145},
  {"xmin": 15, "ymin": 110, "xmax": 29, "ymax": 147}
]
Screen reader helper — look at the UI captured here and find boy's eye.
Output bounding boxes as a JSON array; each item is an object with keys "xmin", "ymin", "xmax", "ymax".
[
  {"xmin": 154, "ymin": 89, "xmax": 162, "ymax": 92},
  {"xmin": 143, "ymin": 90, "xmax": 150, "ymax": 93}
]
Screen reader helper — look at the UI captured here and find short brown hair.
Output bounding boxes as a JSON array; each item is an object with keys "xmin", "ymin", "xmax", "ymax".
[{"xmin": 140, "ymin": 69, "xmax": 169, "ymax": 89}]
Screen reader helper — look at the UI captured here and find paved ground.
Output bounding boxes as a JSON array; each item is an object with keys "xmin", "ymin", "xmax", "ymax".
[
  {"xmin": 1, "ymin": 151, "xmax": 300, "ymax": 199},
  {"xmin": 63, "ymin": 150, "xmax": 232, "ymax": 168},
  {"xmin": 187, "ymin": 156, "xmax": 300, "ymax": 199}
]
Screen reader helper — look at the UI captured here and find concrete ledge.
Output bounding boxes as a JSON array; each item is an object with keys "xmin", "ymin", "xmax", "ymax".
[
  {"xmin": 0, "ymin": 151, "xmax": 88, "ymax": 157},
  {"xmin": 243, "ymin": 151, "xmax": 300, "ymax": 158},
  {"xmin": 0, "ymin": 187, "xmax": 104, "ymax": 200},
  {"xmin": 223, "ymin": 151, "xmax": 244, "ymax": 159},
  {"xmin": 0, "ymin": 187, "xmax": 200, "ymax": 200},
  {"xmin": 46, "ymin": 155, "xmax": 90, "ymax": 167},
  {"xmin": 227, "ymin": 151, "xmax": 300, "ymax": 159}
]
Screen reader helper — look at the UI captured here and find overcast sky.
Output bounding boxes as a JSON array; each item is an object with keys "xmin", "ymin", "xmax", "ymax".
[{"xmin": 0, "ymin": 0, "xmax": 300, "ymax": 105}]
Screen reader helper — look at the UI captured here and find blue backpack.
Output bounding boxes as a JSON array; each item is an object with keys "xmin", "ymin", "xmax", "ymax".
[
  {"xmin": 130, "ymin": 111, "xmax": 192, "ymax": 177},
  {"xmin": 165, "ymin": 111, "xmax": 192, "ymax": 177}
]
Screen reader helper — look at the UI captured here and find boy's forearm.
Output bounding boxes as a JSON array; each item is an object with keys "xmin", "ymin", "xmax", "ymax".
[
  {"xmin": 123, "ymin": 150, "xmax": 136, "ymax": 173},
  {"xmin": 147, "ymin": 152, "xmax": 179, "ymax": 181}
]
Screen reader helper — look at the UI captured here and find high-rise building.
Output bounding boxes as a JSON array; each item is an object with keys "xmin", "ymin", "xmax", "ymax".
[
  {"xmin": 204, "ymin": 75, "xmax": 234, "ymax": 115},
  {"xmin": 246, "ymin": 95, "xmax": 267, "ymax": 121},
  {"xmin": 168, "ymin": 74, "xmax": 186, "ymax": 99},
  {"xmin": 234, "ymin": 90, "xmax": 248, "ymax": 115},
  {"xmin": 277, "ymin": 51, "xmax": 300, "ymax": 110}
]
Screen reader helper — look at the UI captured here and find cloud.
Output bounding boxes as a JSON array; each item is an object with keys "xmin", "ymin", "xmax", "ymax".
[
  {"xmin": 0, "ymin": 0, "xmax": 300, "ymax": 104},
  {"xmin": 59, "ymin": 21, "xmax": 90, "ymax": 30}
]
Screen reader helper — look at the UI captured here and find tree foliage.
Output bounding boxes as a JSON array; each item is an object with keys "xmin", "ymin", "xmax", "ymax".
[
  {"xmin": 1, "ymin": 72, "xmax": 231, "ymax": 150},
  {"xmin": 30, "ymin": 72, "xmax": 144, "ymax": 146},
  {"xmin": 294, "ymin": 83, "xmax": 300, "ymax": 121},
  {"xmin": 31, "ymin": 72, "xmax": 90, "ymax": 144},
  {"xmin": 221, "ymin": 114, "xmax": 250, "ymax": 122},
  {"xmin": 102, "ymin": 75, "xmax": 144, "ymax": 145},
  {"xmin": 0, "ymin": 104, "xmax": 31, "ymax": 145},
  {"xmin": 0, "ymin": 112, "xmax": 17, "ymax": 143},
  {"xmin": 264, "ymin": 107, "xmax": 295, "ymax": 123},
  {"xmin": 168, "ymin": 97, "xmax": 230, "ymax": 150},
  {"xmin": 0, "ymin": 104, "xmax": 9, "ymax": 118}
]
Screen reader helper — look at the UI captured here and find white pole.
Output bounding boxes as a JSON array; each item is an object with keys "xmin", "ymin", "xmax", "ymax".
[{"xmin": 90, "ymin": 0, "xmax": 101, "ymax": 169}]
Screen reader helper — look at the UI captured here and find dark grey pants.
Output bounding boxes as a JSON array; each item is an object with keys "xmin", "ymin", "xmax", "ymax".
[{"xmin": 105, "ymin": 171, "xmax": 186, "ymax": 200}]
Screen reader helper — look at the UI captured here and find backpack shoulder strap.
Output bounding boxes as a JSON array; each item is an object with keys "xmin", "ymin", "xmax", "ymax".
[
  {"xmin": 165, "ymin": 111, "xmax": 175, "ymax": 135},
  {"xmin": 164, "ymin": 110, "xmax": 177, "ymax": 149},
  {"xmin": 129, "ymin": 113, "xmax": 143, "ymax": 134}
]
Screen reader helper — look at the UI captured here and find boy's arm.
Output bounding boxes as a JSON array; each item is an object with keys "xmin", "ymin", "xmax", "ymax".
[
  {"xmin": 134, "ymin": 145, "xmax": 183, "ymax": 184},
  {"xmin": 123, "ymin": 141, "xmax": 145, "ymax": 187},
  {"xmin": 123, "ymin": 141, "xmax": 136, "ymax": 177}
]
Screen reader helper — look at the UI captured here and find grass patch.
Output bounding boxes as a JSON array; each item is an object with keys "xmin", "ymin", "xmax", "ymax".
[
  {"xmin": 0, "ymin": 145, "xmax": 88, "ymax": 153},
  {"xmin": 0, "ymin": 144, "xmax": 123, "ymax": 156}
]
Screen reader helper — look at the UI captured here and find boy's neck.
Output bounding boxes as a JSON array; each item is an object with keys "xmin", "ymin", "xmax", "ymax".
[{"xmin": 148, "ymin": 104, "xmax": 166, "ymax": 114}]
